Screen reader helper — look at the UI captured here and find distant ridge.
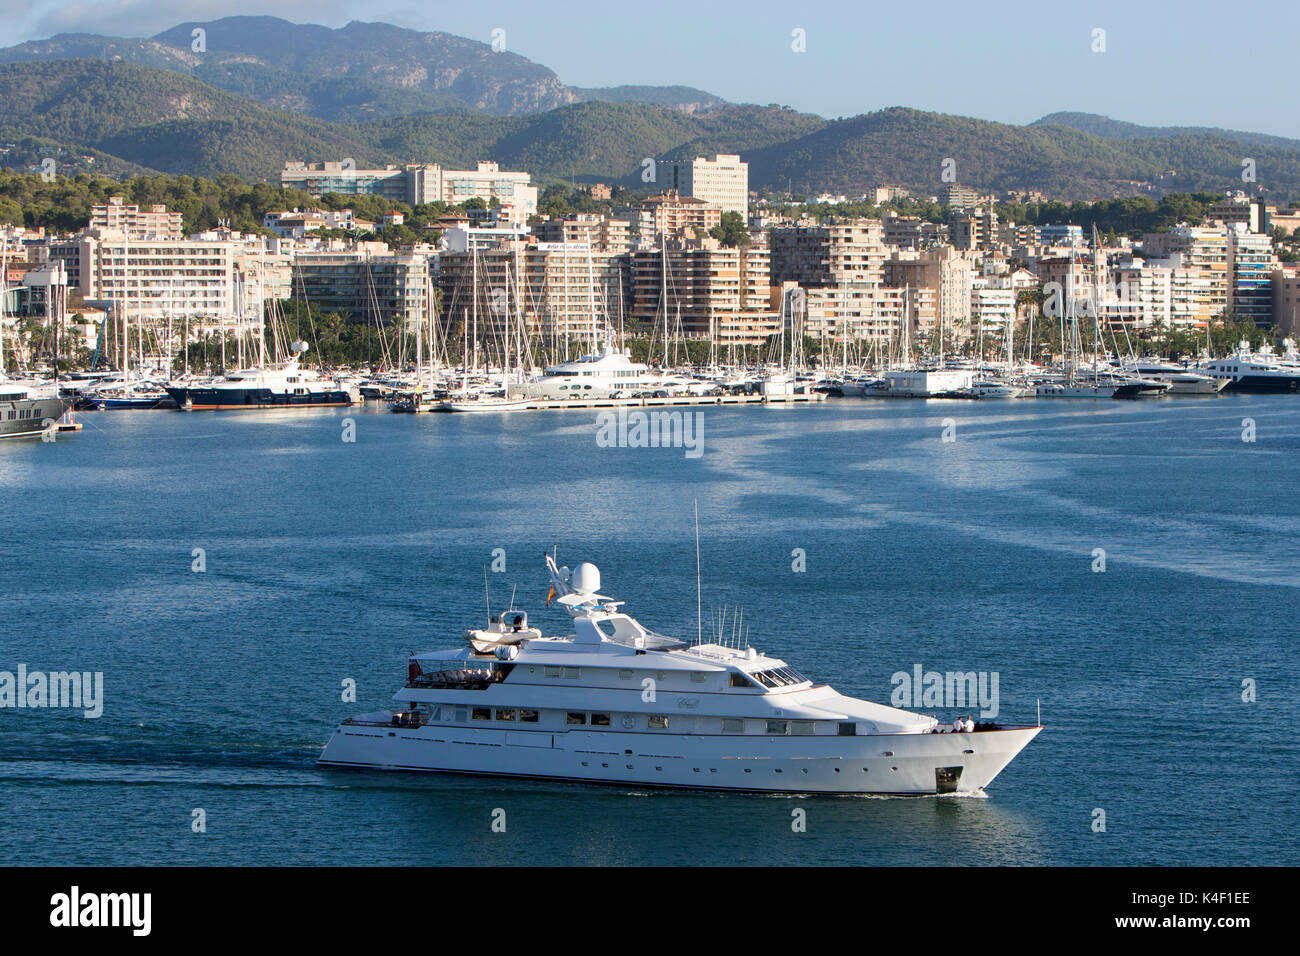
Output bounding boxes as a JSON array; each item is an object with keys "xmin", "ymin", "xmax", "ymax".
[{"xmin": 1, "ymin": 20, "xmax": 1299, "ymax": 200}]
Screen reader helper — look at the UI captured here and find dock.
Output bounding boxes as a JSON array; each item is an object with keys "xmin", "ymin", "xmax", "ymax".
[{"xmin": 488, "ymin": 392, "xmax": 826, "ymax": 411}]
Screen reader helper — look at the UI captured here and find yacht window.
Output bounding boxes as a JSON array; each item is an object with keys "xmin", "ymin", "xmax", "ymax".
[
  {"xmin": 792, "ymin": 720, "xmax": 815, "ymax": 735},
  {"xmin": 689, "ymin": 672, "xmax": 707, "ymax": 683},
  {"xmin": 472, "ymin": 707, "xmax": 491, "ymax": 721},
  {"xmin": 495, "ymin": 708, "xmax": 516, "ymax": 721},
  {"xmin": 752, "ymin": 667, "xmax": 808, "ymax": 688},
  {"xmin": 722, "ymin": 718, "xmax": 744, "ymax": 733},
  {"xmin": 730, "ymin": 672, "xmax": 756, "ymax": 688},
  {"xmin": 566, "ymin": 712, "xmax": 587, "ymax": 725},
  {"xmin": 519, "ymin": 709, "xmax": 539, "ymax": 723},
  {"xmin": 428, "ymin": 706, "xmax": 441, "ymax": 720},
  {"xmin": 647, "ymin": 715, "xmax": 669, "ymax": 730},
  {"xmin": 455, "ymin": 708, "xmax": 467, "ymax": 722},
  {"xmin": 766, "ymin": 720, "xmax": 789, "ymax": 735},
  {"xmin": 618, "ymin": 670, "xmax": 634, "ymax": 680},
  {"xmin": 590, "ymin": 712, "xmax": 611, "ymax": 727},
  {"xmin": 563, "ymin": 667, "xmax": 581, "ymax": 679},
  {"xmin": 544, "ymin": 666, "xmax": 562, "ymax": 677},
  {"xmin": 838, "ymin": 723, "xmax": 857, "ymax": 736}
]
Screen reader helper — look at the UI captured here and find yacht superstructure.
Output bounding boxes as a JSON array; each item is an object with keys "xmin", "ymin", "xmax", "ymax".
[
  {"xmin": 522, "ymin": 344, "xmax": 681, "ymax": 400},
  {"xmin": 319, "ymin": 556, "xmax": 1041, "ymax": 795}
]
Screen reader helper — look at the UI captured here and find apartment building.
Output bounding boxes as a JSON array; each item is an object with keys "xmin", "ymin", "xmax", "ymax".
[
  {"xmin": 769, "ymin": 220, "xmax": 888, "ymax": 287},
  {"xmin": 53, "ymin": 231, "xmax": 240, "ymax": 319},
  {"xmin": 280, "ymin": 161, "xmax": 538, "ymax": 225},
  {"xmin": 1271, "ymin": 268, "xmax": 1300, "ymax": 336},
  {"xmin": 90, "ymin": 197, "xmax": 183, "ymax": 239},
  {"xmin": 1227, "ymin": 224, "xmax": 1275, "ymax": 326},
  {"xmin": 884, "ymin": 245, "xmax": 974, "ymax": 329},
  {"xmin": 631, "ymin": 191, "xmax": 722, "ymax": 239},
  {"xmin": 1207, "ymin": 194, "xmax": 1265, "ymax": 234},
  {"xmin": 291, "ymin": 250, "xmax": 430, "ymax": 328},
  {"xmin": 628, "ymin": 239, "xmax": 775, "ymax": 343},
  {"xmin": 531, "ymin": 214, "xmax": 633, "ymax": 255},
  {"xmin": 439, "ymin": 238, "xmax": 620, "ymax": 343},
  {"xmin": 1140, "ymin": 226, "xmax": 1229, "ymax": 324},
  {"xmin": 790, "ymin": 282, "xmax": 935, "ymax": 346}
]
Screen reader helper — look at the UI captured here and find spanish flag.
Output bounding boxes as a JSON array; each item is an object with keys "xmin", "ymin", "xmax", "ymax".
[{"xmin": 546, "ymin": 586, "xmax": 556, "ymax": 607}]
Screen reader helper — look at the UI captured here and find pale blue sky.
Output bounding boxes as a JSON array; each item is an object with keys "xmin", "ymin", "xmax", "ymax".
[{"xmin": 3, "ymin": 0, "xmax": 1298, "ymax": 137}]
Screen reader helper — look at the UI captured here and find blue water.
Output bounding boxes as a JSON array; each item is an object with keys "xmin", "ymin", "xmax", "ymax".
[{"xmin": 1, "ymin": 396, "xmax": 1296, "ymax": 865}]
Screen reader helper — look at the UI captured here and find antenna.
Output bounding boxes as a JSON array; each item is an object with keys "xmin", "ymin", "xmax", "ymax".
[
  {"xmin": 483, "ymin": 566, "xmax": 491, "ymax": 626},
  {"xmin": 694, "ymin": 499, "xmax": 702, "ymax": 647},
  {"xmin": 509, "ymin": 583, "xmax": 517, "ymax": 611}
]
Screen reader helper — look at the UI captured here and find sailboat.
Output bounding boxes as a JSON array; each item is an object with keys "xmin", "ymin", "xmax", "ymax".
[{"xmin": 437, "ymin": 242, "xmax": 533, "ymax": 412}]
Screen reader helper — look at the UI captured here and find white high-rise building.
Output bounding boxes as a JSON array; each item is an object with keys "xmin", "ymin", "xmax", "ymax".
[{"xmin": 660, "ymin": 154, "xmax": 749, "ymax": 217}]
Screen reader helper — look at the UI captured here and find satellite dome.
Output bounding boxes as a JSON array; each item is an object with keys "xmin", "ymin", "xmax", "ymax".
[
  {"xmin": 291, "ymin": 340, "xmax": 309, "ymax": 355},
  {"xmin": 571, "ymin": 562, "xmax": 600, "ymax": 595}
]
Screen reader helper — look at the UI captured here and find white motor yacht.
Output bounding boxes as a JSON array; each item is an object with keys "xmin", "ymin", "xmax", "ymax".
[
  {"xmin": 318, "ymin": 556, "xmax": 1041, "ymax": 795},
  {"xmin": 523, "ymin": 343, "xmax": 679, "ymax": 400}
]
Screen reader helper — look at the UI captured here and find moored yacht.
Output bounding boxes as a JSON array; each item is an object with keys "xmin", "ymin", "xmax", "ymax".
[
  {"xmin": 523, "ymin": 343, "xmax": 677, "ymax": 400},
  {"xmin": 0, "ymin": 378, "xmax": 70, "ymax": 439},
  {"xmin": 1113, "ymin": 360, "xmax": 1227, "ymax": 395},
  {"xmin": 318, "ymin": 556, "xmax": 1041, "ymax": 795},
  {"xmin": 165, "ymin": 344, "xmax": 356, "ymax": 410},
  {"xmin": 1195, "ymin": 341, "xmax": 1300, "ymax": 393}
]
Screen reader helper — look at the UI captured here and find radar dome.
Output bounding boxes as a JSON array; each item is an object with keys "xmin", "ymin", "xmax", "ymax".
[
  {"xmin": 571, "ymin": 562, "xmax": 601, "ymax": 595},
  {"xmin": 291, "ymin": 340, "xmax": 309, "ymax": 355}
]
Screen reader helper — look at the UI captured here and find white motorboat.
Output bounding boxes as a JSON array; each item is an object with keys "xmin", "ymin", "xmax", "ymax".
[
  {"xmin": 966, "ymin": 379, "xmax": 1026, "ymax": 399},
  {"xmin": 318, "ymin": 556, "xmax": 1041, "ymax": 794},
  {"xmin": 1114, "ymin": 361, "xmax": 1227, "ymax": 395}
]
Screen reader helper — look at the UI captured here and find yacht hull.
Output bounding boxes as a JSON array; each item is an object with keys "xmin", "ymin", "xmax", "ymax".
[
  {"xmin": 1220, "ymin": 375, "xmax": 1300, "ymax": 393},
  {"xmin": 164, "ymin": 386, "xmax": 353, "ymax": 409},
  {"xmin": 318, "ymin": 723, "xmax": 1041, "ymax": 795},
  {"xmin": 0, "ymin": 396, "xmax": 70, "ymax": 439}
]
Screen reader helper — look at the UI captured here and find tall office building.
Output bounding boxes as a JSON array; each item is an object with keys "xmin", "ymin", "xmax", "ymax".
[{"xmin": 658, "ymin": 154, "xmax": 749, "ymax": 217}]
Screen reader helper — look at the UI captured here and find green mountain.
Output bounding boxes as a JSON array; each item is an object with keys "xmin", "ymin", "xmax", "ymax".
[
  {"xmin": 747, "ymin": 107, "xmax": 1300, "ymax": 199},
  {"xmin": 0, "ymin": 16, "xmax": 729, "ymax": 120},
  {"xmin": 1033, "ymin": 111, "xmax": 1300, "ymax": 152},
  {"xmin": 0, "ymin": 60, "xmax": 387, "ymax": 180},
  {"xmin": 0, "ymin": 60, "xmax": 825, "ymax": 184},
  {"xmin": 2, "ymin": 49, "xmax": 1300, "ymax": 202}
]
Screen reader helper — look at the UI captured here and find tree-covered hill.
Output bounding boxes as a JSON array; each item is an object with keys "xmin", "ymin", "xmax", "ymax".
[{"xmin": 2, "ymin": 60, "xmax": 1300, "ymax": 201}]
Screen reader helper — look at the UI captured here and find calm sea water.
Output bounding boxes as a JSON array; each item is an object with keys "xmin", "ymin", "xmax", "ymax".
[{"xmin": 1, "ymin": 395, "xmax": 1297, "ymax": 866}]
